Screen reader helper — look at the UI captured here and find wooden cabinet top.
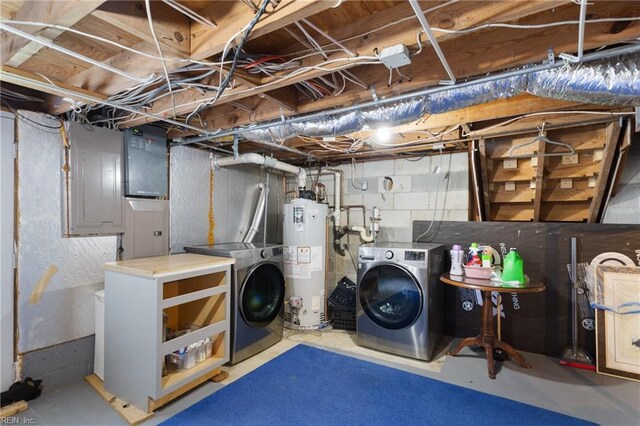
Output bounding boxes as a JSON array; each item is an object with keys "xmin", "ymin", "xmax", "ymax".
[{"xmin": 103, "ymin": 253, "xmax": 234, "ymax": 278}]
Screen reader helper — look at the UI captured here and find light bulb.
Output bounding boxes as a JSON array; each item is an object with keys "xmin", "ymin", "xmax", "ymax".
[{"xmin": 375, "ymin": 127, "xmax": 393, "ymax": 143}]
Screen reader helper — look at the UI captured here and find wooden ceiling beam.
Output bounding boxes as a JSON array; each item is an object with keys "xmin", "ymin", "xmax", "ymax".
[
  {"xmin": 0, "ymin": 65, "xmax": 108, "ymax": 106},
  {"xmin": 125, "ymin": 0, "xmax": 570, "ymax": 127},
  {"xmin": 208, "ymin": 1, "xmax": 639, "ymax": 131},
  {"xmin": 467, "ymin": 110, "xmax": 629, "ymax": 140},
  {"xmin": 90, "ymin": 1, "xmax": 190, "ymax": 56},
  {"xmin": 48, "ymin": 0, "xmax": 319, "ymax": 114},
  {"xmin": 229, "ymin": 70, "xmax": 298, "ymax": 113},
  {"xmin": 172, "ymin": 94, "xmax": 584, "ymax": 139},
  {"xmin": 1, "ymin": 0, "xmax": 106, "ymax": 67},
  {"xmin": 189, "ymin": 0, "xmax": 335, "ymax": 61},
  {"xmin": 259, "ymin": 86, "xmax": 298, "ymax": 113}
]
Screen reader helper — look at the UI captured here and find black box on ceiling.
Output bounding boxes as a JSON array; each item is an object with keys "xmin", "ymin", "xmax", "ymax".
[{"xmin": 123, "ymin": 125, "xmax": 168, "ymax": 198}]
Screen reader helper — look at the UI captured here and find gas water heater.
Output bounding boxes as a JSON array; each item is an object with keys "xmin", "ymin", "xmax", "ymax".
[{"xmin": 283, "ymin": 198, "xmax": 328, "ymax": 329}]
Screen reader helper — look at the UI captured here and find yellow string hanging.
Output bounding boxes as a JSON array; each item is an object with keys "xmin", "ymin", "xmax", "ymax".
[{"xmin": 208, "ymin": 154, "xmax": 215, "ymax": 245}]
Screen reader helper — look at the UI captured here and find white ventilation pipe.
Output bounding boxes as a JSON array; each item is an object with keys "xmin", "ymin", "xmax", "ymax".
[
  {"xmin": 243, "ymin": 183, "xmax": 268, "ymax": 243},
  {"xmin": 215, "ymin": 153, "xmax": 307, "ymax": 189}
]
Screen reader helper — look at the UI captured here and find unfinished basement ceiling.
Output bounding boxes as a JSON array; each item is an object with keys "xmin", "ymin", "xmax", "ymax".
[{"xmin": 1, "ymin": 0, "xmax": 639, "ymax": 164}]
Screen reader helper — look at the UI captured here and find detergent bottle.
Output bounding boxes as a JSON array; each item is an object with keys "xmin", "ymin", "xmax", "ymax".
[
  {"xmin": 467, "ymin": 242, "xmax": 480, "ymax": 265},
  {"xmin": 481, "ymin": 248, "xmax": 492, "ymax": 268},
  {"xmin": 449, "ymin": 244, "xmax": 464, "ymax": 276},
  {"xmin": 502, "ymin": 248, "xmax": 525, "ymax": 284}
]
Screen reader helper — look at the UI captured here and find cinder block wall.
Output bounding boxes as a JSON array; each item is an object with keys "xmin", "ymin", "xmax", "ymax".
[{"xmin": 287, "ymin": 152, "xmax": 470, "ymax": 292}]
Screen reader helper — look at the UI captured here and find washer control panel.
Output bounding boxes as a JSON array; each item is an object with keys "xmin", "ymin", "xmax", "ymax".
[
  {"xmin": 358, "ymin": 247, "xmax": 429, "ymax": 267},
  {"xmin": 404, "ymin": 251, "xmax": 425, "ymax": 262}
]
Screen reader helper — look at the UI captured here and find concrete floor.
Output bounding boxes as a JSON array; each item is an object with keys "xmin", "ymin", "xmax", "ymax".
[{"xmin": 17, "ymin": 329, "xmax": 640, "ymax": 426}]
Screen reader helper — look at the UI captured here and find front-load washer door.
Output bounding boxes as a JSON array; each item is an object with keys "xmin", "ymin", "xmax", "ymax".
[
  {"xmin": 359, "ymin": 263, "xmax": 423, "ymax": 330},
  {"xmin": 240, "ymin": 262, "xmax": 285, "ymax": 328}
]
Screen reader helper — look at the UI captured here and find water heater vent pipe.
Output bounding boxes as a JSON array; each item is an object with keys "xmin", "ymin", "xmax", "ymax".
[{"xmin": 215, "ymin": 153, "xmax": 307, "ymax": 189}]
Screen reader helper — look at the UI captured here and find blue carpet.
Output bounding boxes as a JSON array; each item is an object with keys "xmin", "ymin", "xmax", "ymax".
[{"xmin": 161, "ymin": 344, "xmax": 594, "ymax": 426}]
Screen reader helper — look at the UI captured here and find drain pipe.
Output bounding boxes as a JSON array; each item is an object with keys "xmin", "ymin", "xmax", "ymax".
[
  {"xmin": 215, "ymin": 153, "xmax": 307, "ymax": 191},
  {"xmin": 243, "ymin": 182, "xmax": 268, "ymax": 243},
  {"xmin": 326, "ymin": 169, "xmax": 342, "ymax": 226},
  {"xmin": 349, "ymin": 226, "xmax": 374, "ymax": 243},
  {"xmin": 320, "ymin": 168, "xmax": 375, "ymax": 246}
]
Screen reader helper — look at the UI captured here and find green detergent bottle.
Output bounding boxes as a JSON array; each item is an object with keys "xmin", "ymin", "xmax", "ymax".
[{"xmin": 502, "ymin": 248, "xmax": 525, "ymax": 285}]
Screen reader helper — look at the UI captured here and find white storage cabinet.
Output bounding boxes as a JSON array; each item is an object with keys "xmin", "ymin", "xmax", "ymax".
[{"xmin": 103, "ymin": 253, "xmax": 233, "ymax": 411}]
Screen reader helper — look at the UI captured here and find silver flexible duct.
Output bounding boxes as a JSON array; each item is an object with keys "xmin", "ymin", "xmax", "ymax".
[
  {"xmin": 527, "ymin": 54, "xmax": 640, "ymax": 106},
  {"xmin": 243, "ymin": 183, "xmax": 268, "ymax": 243},
  {"xmin": 180, "ymin": 48, "xmax": 640, "ymax": 145},
  {"xmin": 426, "ymin": 75, "xmax": 528, "ymax": 114}
]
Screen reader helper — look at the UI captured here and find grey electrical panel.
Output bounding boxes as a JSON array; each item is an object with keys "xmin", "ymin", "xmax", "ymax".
[
  {"xmin": 123, "ymin": 126, "xmax": 168, "ymax": 198},
  {"xmin": 121, "ymin": 198, "xmax": 169, "ymax": 260},
  {"xmin": 67, "ymin": 121, "xmax": 124, "ymax": 236}
]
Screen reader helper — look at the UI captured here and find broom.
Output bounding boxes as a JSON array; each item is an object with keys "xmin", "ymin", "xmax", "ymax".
[{"xmin": 559, "ymin": 237, "xmax": 595, "ymax": 371}]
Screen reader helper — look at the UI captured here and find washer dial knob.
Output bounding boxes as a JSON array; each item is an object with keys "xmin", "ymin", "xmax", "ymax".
[{"xmin": 385, "ymin": 250, "xmax": 394, "ymax": 259}]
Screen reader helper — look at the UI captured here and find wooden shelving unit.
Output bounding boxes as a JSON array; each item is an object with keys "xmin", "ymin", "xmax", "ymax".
[
  {"xmin": 476, "ymin": 121, "xmax": 626, "ymax": 222},
  {"xmin": 102, "ymin": 253, "xmax": 234, "ymax": 413}
]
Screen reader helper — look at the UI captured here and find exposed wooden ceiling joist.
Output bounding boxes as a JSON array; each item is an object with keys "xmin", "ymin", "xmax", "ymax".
[
  {"xmin": 190, "ymin": 0, "xmax": 336, "ymax": 61},
  {"xmin": 123, "ymin": 0, "xmax": 571, "ymax": 128},
  {"xmin": 1, "ymin": 0, "xmax": 106, "ymax": 67},
  {"xmin": 1, "ymin": 0, "xmax": 638, "ymax": 167},
  {"xmin": 91, "ymin": 1, "xmax": 191, "ymax": 56},
  {"xmin": 210, "ymin": 0, "xmax": 639, "ymax": 132},
  {"xmin": 0, "ymin": 65, "xmax": 108, "ymax": 105}
]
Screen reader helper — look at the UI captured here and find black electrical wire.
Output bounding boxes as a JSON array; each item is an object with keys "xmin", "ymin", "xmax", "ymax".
[
  {"xmin": 1, "ymin": 98, "xmax": 63, "ymax": 130},
  {"xmin": 188, "ymin": 0, "xmax": 271, "ymax": 122}
]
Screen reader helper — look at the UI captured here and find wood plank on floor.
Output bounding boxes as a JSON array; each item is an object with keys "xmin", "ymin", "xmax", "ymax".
[
  {"xmin": 0, "ymin": 400, "xmax": 28, "ymax": 419},
  {"xmin": 85, "ymin": 374, "xmax": 154, "ymax": 426}
]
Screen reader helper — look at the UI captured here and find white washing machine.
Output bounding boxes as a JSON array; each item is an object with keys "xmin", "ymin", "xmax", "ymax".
[
  {"xmin": 185, "ymin": 242, "xmax": 285, "ymax": 364},
  {"xmin": 356, "ymin": 242, "xmax": 444, "ymax": 361}
]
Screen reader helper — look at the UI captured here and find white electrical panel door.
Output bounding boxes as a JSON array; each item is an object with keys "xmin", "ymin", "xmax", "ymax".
[
  {"xmin": 68, "ymin": 122, "xmax": 124, "ymax": 235},
  {"xmin": 122, "ymin": 198, "xmax": 169, "ymax": 260}
]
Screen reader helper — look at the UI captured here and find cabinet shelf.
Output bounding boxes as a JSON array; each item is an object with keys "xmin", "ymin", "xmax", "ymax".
[
  {"xmin": 161, "ymin": 321, "xmax": 226, "ymax": 356},
  {"xmin": 103, "ymin": 254, "xmax": 232, "ymax": 412},
  {"xmin": 162, "ymin": 285, "xmax": 227, "ymax": 309},
  {"xmin": 161, "ymin": 332, "xmax": 226, "ymax": 392}
]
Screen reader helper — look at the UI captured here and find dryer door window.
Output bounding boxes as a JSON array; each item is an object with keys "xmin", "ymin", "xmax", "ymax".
[
  {"xmin": 359, "ymin": 263, "xmax": 422, "ymax": 330},
  {"xmin": 240, "ymin": 262, "xmax": 285, "ymax": 328}
]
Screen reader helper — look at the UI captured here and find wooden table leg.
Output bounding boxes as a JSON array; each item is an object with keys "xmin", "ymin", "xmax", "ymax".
[
  {"xmin": 483, "ymin": 342, "xmax": 496, "ymax": 379},
  {"xmin": 448, "ymin": 290, "xmax": 531, "ymax": 379},
  {"xmin": 494, "ymin": 340, "xmax": 532, "ymax": 369},
  {"xmin": 480, "ymin": 290, "xmax": 497, "ymax": 379},
  {"xmin": 448, "ymin": 336, "xmax": 481, "ymax": 356}
]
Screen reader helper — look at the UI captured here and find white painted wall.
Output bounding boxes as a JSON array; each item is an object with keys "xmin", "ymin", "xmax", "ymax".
[
  {"xmin": 16, "ymin": 112, "xmax": 117, "ymax": 353},
  {"xmin": 1, "ymin": 112, "xmax": 15, "ymax": 390},
  {"xmin": 170, "ymin": 146, "xmax": 283, "ymax": 251}
]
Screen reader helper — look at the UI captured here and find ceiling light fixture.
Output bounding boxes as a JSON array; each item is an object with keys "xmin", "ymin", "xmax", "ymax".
[{"xmin": 375, "ymin": 127, "xmax": 393, "ymax": 143}]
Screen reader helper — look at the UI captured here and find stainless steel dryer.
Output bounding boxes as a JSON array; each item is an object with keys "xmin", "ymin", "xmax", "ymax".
[
  {"xmin": 184, "ymin": 242, "xmax": 285, "ymax": 364},
  {"xmin": 356, "ymin": 242, "xmax": 444, "ymax": 361}
]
